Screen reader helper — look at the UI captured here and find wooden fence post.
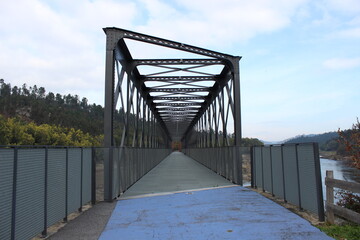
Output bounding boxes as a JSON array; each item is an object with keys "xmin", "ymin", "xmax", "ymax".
[{"xmin": 326, "ymin": 170, "xmax": 335, "ymax": 224}]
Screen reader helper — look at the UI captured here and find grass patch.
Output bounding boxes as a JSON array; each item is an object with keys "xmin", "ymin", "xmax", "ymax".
[{"xmin": 317, "ymin": 223, "xmax": 360, "ymax": 240}]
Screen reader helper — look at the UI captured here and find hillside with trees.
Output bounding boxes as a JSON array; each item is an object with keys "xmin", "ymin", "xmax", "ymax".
[
  {"xmin": 284, "ymin": 132, "xmax": 339, "ymax": 152},
  {"xmin": 0, "ymin": 79, "xmax": 285, "ymax": 148},
  {"xmin": 0, "ymin": 79, "xmax": 113, "ymax": 146}
]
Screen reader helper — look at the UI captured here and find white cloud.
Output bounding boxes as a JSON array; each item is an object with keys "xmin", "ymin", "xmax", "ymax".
[
  {"xmin": 323, "ymin": 57, "xmax": 360, "ymax": 69},
  {"xmin": 0, "ymin": 0, "xmax": 311, "ymax": 105},
  {"xmin": 327, "ymin": 0, "xmax": 360, "ymax": 14},
  {"xmin": 135, "ymin": 0, "xmax": 309, "ymax": 47},
  {"xmin": 334, "ymin": 27, "xmax": 360, "ymax": 38},
  {"xmin": 0, "ymin": 0, "xmax": 137, "ymax": 104}
]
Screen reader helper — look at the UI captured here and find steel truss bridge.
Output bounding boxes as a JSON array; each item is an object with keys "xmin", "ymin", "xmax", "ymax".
[
  {"xmin": 104, "ymin": 27, "xmax": 242, "ymax": 150},
  {"xmin": 0, "ymin": 28, "xmax": 327, "ymax": 240}
]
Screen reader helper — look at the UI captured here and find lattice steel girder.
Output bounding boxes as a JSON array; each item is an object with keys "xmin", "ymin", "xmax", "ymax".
[
  {"xmin": 144, "ymin": 76, "xmax": 218, "ymax": 82},
  {"xmin": 163, "ymin": 118, "xmax": 193, "ymax": 121},
  {"xmin": 133, "ymin": 59, "xmax": 224, "ymax": 66},
  {"xmin": 157, "ymin": 108, "xmax": 199, "ymax": 112},
  {"xmin": 149, "ymin": 88, "xmax": 210, "ymax": 92},
  {"xmin": 155, "ymin": 102, "xmax": 202, "ymax": 106},
  {"xmin": 104, "ymin": 27, "xmax": 236, "ymax": 60},
  {"xmin": 152, "ymin": 96, "xmax": 205, "ymax": 100}
]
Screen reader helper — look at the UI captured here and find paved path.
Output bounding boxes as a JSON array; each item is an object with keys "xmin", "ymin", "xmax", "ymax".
[
  {"xmin": 99, "ymin": 152, "xmax": 332, "ymax": 240},
  {"xmin": 120, "ymin": 151, "xmax": 234, "ymax": 199},
  {"xmin": 49, "ymin": 201, "xmax": 116, "ymax": 240},
  {"xmin": 51, "ymin": 152, "xmax": 332, "ymax": 240},
  {"xmin": 100, "ymin": 186, "xmax": 332, "ymax": 240}
]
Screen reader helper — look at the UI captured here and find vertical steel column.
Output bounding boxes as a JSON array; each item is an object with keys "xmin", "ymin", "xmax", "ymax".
[
  {"xmin": 104, "ymin": 32, "xmax": 116, "ymax": 202},
  {"xmin": 208, "ymin": 107, "xmax": 212, "ymax": 147},
  {"xmin": 221, "ymin": 89, "xmax": 226, "ymax": 147},
  {"xmin": 232, "ymin": 57, "xmax": 242, "ymax": 146},
  {"xmin": 213, "ymin": 102, "xmax": 219, "ymax": 147},
  {"xmin": 141, "ymin": 98, "xmax": 146, "ymax": 147},
  {"xmin": 104, "ymin": 53, "xmax": 115, "ymax": 147},
  {"xmin": 232, "ymin": 57, "xmax": 242, "ymax": 185},
  {"xmin": 147, "ymin": 107, "xmax": 150, "ymax": 148}
]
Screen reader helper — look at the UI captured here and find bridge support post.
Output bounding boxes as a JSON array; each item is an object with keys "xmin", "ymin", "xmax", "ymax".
[
  {"xmin": 232, "ymin": 57, "xmax": 242, "ymax": 185},
  {"xmin": 104, "ymin": 32, "xmax": 116, "ymax": 202}
]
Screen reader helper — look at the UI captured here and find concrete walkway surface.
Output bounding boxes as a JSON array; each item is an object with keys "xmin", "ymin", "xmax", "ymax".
[
  {"xmin": 120, "ymin": 151, "xmax": 234, "ymax": 198},
  {"xmin": 50, "ymin": 152, "xmax": 332, "ymax": 240},
  {"xmin": 49, "ymin": 201, "xmax": 116, "ymax": 240}
]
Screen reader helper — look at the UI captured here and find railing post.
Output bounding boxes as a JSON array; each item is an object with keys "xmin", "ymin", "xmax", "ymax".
[
  {"xmin": 326, "ymin": 170, "xmax": 335, "ymax": 224},
  {"xmin": 295, "ymin": 144, "xmax": 302, "ymax": 210},
  {"xmin": 232, "ymin": 147, "xmax": 240, "ymax": 184},
  {"xmin": 104, "ymin": 147, "xmax": 114, "ymax": 201},
  {"xmin": 91, "ymin": 147, "xmax": 96, "ymax": 205},
  {"xmin": 42, "ymin": 147, "xmax": 48, "ymax": 237},
  {"xmin": 281, "ymin": 145, "xmax": 287, "ymax": 202},
  {"xmin": 64, "ymin": 147, "xmax": 69, "ymax": 222},
  {"xmin": 79, "ymin": 148, "xmax": 83, "ymax": 212},
  {"xmin": 261, "ymin": 146, "xmax": 265, "ymax": 192},
  {"xmin": 250, "ymin": 146, "xmax": 254, "ymax": 188},
  {"xmin": 270, "ymin": 146, "xmax": 274, "ymax": 196},
  {"xmin": 313, "ymin": 142, "xmax": 325, "ymax": 221},
  {"xmin": 10, "ymin": 147, "xmax": 18, "ymax": 240}
]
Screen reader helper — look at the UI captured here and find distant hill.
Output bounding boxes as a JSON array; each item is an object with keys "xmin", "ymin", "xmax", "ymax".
[
  {"xmin": 284, "ymin": 132, "xmax": 339, "ymax": 151},
  {"xmin": 284, "ymin": 132, "xmax": 338, "ymax": 144}
]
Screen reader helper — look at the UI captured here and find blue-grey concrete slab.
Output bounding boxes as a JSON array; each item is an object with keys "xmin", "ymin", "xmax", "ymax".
[
  {"xmin": 100, "ymin": 186, "xmax": 332, "ymax": 240},
  {"xmin": 120, "ymin": 152, "xmax": 234, "ymax": 198}
]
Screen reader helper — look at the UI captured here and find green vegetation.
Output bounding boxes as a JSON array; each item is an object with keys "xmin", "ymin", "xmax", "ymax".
[
  {"xmin": 241, "ymin": 137, "xmax": 263, "ymax": 147},
  {"xmin": 0, "ymin": 80, "xmax": 104, "ymax": 136},
  {"xmin": 284, "ymin": 132, "xmax": 339, "ymax": 151},
  {"xmin": 336, "ymin": 190, "xmax": 360, "ymax": 213},
  {"xmin": 284, "ymin": 126, "xmax": 360, "ymax": 162},
  {"xmin": 0, "ymin": 115, "xmax": 102, "ymax": 146},
  {"xmin": 317, "ymin": 223, "xmax": 360, "ymax": 240},
  {"xmin": 0, "ymin": 80, "xmax": 139, "ymax": 146}
]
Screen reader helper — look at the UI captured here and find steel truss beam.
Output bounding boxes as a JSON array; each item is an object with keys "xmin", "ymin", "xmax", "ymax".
[
  {"xmin": 133, "ymin": 59, "xmax": 223, "ymax": 66},
  {"xmin": 144, "ymin": 76, "xmax": 217, "ymax": 82},
  {"xmin": 153, "ymin": 96, "xmax": 205, "ymax": 100},
  {"xmin": 104, "ymin": 27, "xmax": 242, "ymax": 157},
  {"xmin": 149, "ymin": 88, "xmax": 210, "ymax": 92}
]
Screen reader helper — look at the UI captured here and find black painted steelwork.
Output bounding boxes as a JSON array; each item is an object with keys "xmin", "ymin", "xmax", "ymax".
[{"xmin": 103, "ymin": 27, "xmax": 242, "ymax": 149}]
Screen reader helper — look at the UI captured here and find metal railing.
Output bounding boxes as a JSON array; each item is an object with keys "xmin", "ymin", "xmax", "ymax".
[
  {"xmin": 0, "ymin": 146, "xmax": 95, "ymax": 240},
  {"xmin": 103, "ymin": 147, "xmax": 171, "ymax": 201},
  {"xmin": 251, "ymin": 143, "xmax": 325, "ymax": 221},
  {"xmin": 184, "ymin": 147, "xmax": 248, "ymax": 185}
]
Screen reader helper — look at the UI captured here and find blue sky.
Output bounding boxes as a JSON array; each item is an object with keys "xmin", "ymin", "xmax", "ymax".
[{"xmin": 0, "ymin": 0, "xmax": 359, "ymax": 141}]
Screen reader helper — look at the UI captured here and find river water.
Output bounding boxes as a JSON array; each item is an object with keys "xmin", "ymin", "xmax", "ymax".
[{"xmin": 320, "ymin": 158, "xmax": 360, "ymax": 201}]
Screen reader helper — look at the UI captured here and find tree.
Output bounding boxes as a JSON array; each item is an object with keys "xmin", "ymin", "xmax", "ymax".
[{"xmin": 338, "ymin": 118, "xmax": 360, "ymax": 169}]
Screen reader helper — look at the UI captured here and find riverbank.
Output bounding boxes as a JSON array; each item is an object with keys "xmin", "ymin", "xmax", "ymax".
[{"xmin": 320, "ymin": 151, "xmax": 352, "ymax": 162}]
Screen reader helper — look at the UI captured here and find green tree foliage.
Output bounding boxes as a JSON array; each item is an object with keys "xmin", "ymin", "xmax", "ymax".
[
  {"xmin": 0, "ymin": 116, "xmax": 102, "ymax": 146},
  {"xmin": 285, "ymin": 132, "xmax": 339, "ymax": 151},
  {"xmin": 241, "ymin": 137, "xmax": 263, "ymax": 147},
  {"xmin": 0, "ymin": 80, "xmax": 105, "ymax": 136},
  {"xmin": 0, "ymin": 80, "xmax": 154, "ymax": 147}
]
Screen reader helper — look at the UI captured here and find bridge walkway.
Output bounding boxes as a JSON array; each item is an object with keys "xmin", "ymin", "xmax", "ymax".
[{"xmin": 97, "ymin": 152, "xmax": 332, "ymax": 240}]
